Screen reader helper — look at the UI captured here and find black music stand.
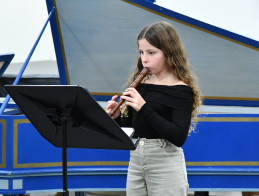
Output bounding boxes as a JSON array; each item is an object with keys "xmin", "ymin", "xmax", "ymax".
[{"xmin": 5, "ymin": 85, "xmax": 137, "ymax": 196}]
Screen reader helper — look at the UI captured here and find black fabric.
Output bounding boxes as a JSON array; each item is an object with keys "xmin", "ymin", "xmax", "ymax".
[
  {"xmin": 0, "ymin": 77, "xmax": 60, "ymax": 97},
  {"xmin": 115, "ymin": 84, "xmax": 194, "ymax": 147}
]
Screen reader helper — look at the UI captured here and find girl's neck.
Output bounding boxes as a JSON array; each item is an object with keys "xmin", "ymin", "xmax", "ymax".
[
  {"xmin": 145, "ymin": 71, "xmax": 186, "ymax": 86},
  {"xmin": 145, "ymin": 72, "xmax": 176, "ymax": 85}
]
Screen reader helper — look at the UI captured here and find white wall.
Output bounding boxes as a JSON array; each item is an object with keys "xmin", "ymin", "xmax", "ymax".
[
  {"xmin": 0, "ymin": 0, "xmax": 56, "ymax": 63},
  {"xmin": 155, "ymin": 0, "xmax": 259, "ymax": 41}
]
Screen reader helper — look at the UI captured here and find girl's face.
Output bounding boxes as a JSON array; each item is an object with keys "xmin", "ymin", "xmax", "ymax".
[{"xmin": 138, "ymin": 39, "xmax": 167, "ymax": 75}]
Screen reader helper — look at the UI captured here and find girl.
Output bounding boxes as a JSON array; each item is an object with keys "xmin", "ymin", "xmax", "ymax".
[{"xmin": 106, "ymin": 21, "xmax": 202, "ymax": 196}]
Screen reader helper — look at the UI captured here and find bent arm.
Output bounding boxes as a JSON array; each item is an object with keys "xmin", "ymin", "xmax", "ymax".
[{"xmin": 138, "ymin": 103, "xmax": 192, "ymax": 147}]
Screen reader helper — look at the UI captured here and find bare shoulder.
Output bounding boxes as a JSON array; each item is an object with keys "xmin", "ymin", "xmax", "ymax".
[
  {"xmin": 173, "ymin": 81, "xmax": 188, "ymax": 86},
  {"xmin": 142, "ymin": 73, "xmax": 188, "ymax": 86},
  {"xmin": 163, "ymin": 79, "xmax": 189, "ymax": 86}
]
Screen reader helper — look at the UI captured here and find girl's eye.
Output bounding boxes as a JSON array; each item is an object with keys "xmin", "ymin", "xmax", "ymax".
[{"xmin": 138, "ymin": 51, "xmax": 155, "ymax": 55}]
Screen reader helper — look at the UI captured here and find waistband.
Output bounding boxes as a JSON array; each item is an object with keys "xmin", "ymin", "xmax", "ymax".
[{"xmin": 137, "ymin": 138, "xmax": 172, "ymax": 148}]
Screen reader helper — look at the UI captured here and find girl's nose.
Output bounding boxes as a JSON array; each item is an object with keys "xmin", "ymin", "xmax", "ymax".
[{"xmin": 141, "ymin": 53, "xmax": 148, "ymax": 63}]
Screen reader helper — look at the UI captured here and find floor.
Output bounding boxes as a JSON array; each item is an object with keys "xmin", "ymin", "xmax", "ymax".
[{"xmin": 0, "ymin": 191, "xmax": 246, "ymax": 196}]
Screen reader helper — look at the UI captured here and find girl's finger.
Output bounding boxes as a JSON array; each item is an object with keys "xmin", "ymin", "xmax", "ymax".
[
  {"xmin": 111, "ymin": 95, "xmax": 118, "ymax": 101},
  {"xmin": 121, "ymin": 96, "xmax": 134, "ymax": 103}
]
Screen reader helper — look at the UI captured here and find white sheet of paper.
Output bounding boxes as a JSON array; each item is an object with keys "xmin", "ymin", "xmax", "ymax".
[{"xmin": 121, "ymin": 127, "xmax": 135, "ymax": 137}]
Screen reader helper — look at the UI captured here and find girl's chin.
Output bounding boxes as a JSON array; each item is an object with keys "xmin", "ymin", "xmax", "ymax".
[
  {"xmin": 148, "ymin": 70, "xmax": 154, "ymax": 75},
  {"xmin": 146, "ymin": 71, "xmax": 152, "ymax": 75}
]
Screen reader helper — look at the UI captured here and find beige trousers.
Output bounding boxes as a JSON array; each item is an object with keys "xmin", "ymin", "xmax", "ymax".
[{"xmin": 126, "ymin": 138, "xmax": 189, "ymax": 196}]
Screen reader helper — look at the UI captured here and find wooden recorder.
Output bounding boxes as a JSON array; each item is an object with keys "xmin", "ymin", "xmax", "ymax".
[{"xmin": 109, "ymin": 67, "xmax": 149, "ymax": 117}]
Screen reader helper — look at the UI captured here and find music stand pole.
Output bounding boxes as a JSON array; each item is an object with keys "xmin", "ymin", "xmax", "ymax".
[{"xmin": 62, "ymin": 116, "xmax": 69, "ymax": 196}]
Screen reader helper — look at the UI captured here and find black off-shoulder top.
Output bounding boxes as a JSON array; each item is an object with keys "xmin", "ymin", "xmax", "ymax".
[{"xmin": 115, "ymin": 83, "xmax": 194, "ymax": 147}]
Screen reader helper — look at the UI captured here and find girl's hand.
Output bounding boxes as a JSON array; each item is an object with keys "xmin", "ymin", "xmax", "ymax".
[
  {"xmin": 121, "ymin": 88, "xmax": 146, "ymax": 112},
  {"xmin": 106, "ymin": 95, "xmax": 120, "ymax": 119}
]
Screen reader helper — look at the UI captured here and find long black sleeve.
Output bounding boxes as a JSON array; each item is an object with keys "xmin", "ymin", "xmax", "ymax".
[{"xmin": 138, "ymin": 103, "xmax": 192, "ymax": 147}]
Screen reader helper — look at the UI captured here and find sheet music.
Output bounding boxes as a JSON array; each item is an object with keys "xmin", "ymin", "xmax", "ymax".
[{"xmin": 121, "ymin": 127, "xmax": 135, "ymax": 137}]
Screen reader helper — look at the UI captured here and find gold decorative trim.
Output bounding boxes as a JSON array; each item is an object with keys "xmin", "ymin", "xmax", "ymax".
[
  {"xmin": 203, "ymin": 96, "xmax": 259, "ymax": 101},
  {"xmin": 0, "ymin": 119, "xmax": 6, "ymax": 168},
  {"xmin": 52, "ymin": 0, "xmax": 71, "ymax": 85},
  {"xmin": 121, "ymin": 0, "xmax": 259, "ymax": 51},
  {"xmin": 187, "ymin": 161, "xmax": 259, "ymax": 166},
  {"xmin": 91, "ymin": 92, "xmax": 259, "ymax": 103},
  {"xmin": 91, "ymin": 92, "xmax": 121, "ymax": 96},
  {"xmin": 13, "ymin": 118, "xmax": 259, "ymax": 168},
  {"xmin": 13, "ymin": 119, "xmax": 30, "ymax": 168},
  {"xmin": 14, "ymin": 161, "xmax": 129, "ymax": 169},
  {"xmin": 198, "ymin": 117, "xmax": 259, "ymax": 122},
  {"xmin": 13, "ymin": 119, "xmax": 129, "ymax": 168}
]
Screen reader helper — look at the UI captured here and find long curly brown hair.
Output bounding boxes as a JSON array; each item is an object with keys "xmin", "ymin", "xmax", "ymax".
[{"xmin": 126, "ymin": 21, "xmax": 202, "ymax": 132}]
